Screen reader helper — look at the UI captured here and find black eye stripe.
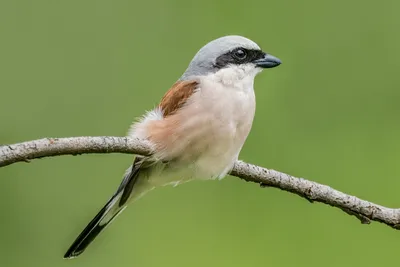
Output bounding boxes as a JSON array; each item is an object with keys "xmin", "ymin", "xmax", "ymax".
[{"xmin": 214, "ymin": 48, "xmax": 265, "ymax": 69}]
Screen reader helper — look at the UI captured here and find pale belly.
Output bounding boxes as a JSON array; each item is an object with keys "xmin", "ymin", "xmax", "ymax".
[
  {"xmin": 143, "ymin": 123, "xmax": 244, "ymax": 188},
  {"xmin": 149, "ymin": 91, "xmax": 255, "ymax": 185},
  {"xmin": 130, "ymin": 75, "xmax": 256, "ymax": 191}
]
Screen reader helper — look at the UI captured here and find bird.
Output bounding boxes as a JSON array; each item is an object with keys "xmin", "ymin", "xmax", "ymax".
[{"xmin": 63, "ymin": 35, "xmax": 281, "ymax": 259}]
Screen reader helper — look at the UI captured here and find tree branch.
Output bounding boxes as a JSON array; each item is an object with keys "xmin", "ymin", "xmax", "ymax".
[{"xmin": 1, "ymin": 136, "xmax": 399, "ymax": 229}]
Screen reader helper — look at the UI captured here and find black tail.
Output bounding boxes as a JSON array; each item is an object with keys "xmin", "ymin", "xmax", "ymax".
[
  {"xmin": 63, "ymin": 193, "xmax": 126, "ymax": 259},
  {"xmin": 64, "ymin": 158, "xmax": 143, "ymax": 259}
]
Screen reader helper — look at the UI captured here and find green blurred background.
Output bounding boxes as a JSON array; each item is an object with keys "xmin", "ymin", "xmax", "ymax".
[{"xmin": 1, "ymin": 0, "xmax": 400, "ymax": 266}]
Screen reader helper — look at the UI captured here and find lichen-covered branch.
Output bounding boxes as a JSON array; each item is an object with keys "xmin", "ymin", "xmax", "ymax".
[
  {"xmin": 1, "ymin": 136, "xmax": 399, "ymax": 229},
  {"xmin": 0, "ymin": 137, "xmax": 152, "ymax": 167}
]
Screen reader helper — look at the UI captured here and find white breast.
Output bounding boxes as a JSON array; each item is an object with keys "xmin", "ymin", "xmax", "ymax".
[
  {"xmin": 129, "ymin": 64, "xmax": 258, "ymax": 186},
  {"xmin": 174, "ymin": 65, "xmax": 257, "ymax": 179}
]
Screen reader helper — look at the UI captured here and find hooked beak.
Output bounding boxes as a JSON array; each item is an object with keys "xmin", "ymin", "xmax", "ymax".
[{"xmin": 253, "ymin": 53, "xmax": 282, "ymax": 68}]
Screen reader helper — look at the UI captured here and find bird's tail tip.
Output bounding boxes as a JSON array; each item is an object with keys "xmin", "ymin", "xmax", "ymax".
[
  {"xmin": 63, "ymin": 161, "xmax": 142, "ymax": 259},
  {"xmin": 63, "ymin": 250, "xmax": 82, "ymax": 259},
  {"xmin": 62, "ymin": 196, "xmax": 122, "ymax": 259}
]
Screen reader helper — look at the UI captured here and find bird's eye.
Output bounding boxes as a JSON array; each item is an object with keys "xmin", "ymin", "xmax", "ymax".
[{"xmin": 233, "ymin": 49, "xmax": 247, "ymax": 60}]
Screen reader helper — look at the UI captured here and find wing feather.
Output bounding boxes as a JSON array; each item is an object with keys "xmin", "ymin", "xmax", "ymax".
[{"xmin": 159, "ymin": 80, "xmax": 198, "ymax": 117}]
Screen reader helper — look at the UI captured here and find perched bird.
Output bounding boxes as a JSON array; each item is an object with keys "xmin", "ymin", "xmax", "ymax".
[{"xmin": 64, "ymin": 35, "xmax": 281, "ymax": 259}]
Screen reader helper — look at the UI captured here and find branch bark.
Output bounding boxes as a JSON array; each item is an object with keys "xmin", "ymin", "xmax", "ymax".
[{"xmin": 1, "ymin": 136, "xmax": 399, "ymax": 229}]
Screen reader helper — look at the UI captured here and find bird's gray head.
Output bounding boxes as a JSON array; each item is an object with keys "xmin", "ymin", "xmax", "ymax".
[{"xmin": 180, "ymin": 35, "xmax": 281, "ymax": 80}]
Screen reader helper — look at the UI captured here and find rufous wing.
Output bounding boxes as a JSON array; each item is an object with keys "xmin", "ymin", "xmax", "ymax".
[
  {"xmin": 146, "ymin": 80, "xmax": 199, "ymax": 160},
  {"xmin": 159, "ymin": 80, "xmax": 199, "ymax": 117}
]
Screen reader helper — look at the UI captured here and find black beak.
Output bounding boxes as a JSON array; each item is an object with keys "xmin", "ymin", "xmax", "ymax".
[{"xmin": 253, "ymin": 53, "xmax": 281, "ymax": 68}]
